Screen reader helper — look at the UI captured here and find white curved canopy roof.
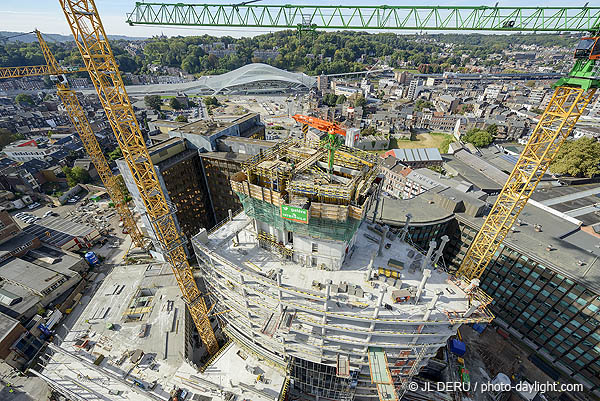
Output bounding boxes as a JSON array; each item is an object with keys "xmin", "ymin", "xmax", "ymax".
[{"xmin": 197, "ymin": 63, "xmax": 316, "ymax": 94}]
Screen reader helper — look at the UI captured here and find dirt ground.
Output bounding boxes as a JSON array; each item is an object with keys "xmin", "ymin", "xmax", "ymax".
[
  {"xmin": 392, "ymin": 133, "xmax": 452, "ymax": 150},
  {"xmin": 460, "ymin": 325, "xmax": 592, "ymax": 401}
]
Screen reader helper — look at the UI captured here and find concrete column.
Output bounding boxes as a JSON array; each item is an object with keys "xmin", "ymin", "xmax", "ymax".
[
  {"xmin": 239, "ymin": 275, "xmax": 254, "ymax": 338},
  {"xmin": 432, "ymin": 235, "xmax": 450, "ymax": 266},
  {"xmin": 229, "ymin": 209, "xmax": 240, "ymax": 245},
  {"xmin": 378, "ymin": 225, "xmax": 389, "ymax": 256},
  {"xmin": 413, "ymin": 290, "xmax": 443, "ymax": 344},
  {"xmin": 372, "ymin": 286, "xmax": 387, "ymax": 319},
  {"xmin": 366, "ymin": 253, "xmax": 376, "ymax": 282},
  {"xmin": 464, "ymin": 278, "xmax": 480, "ymax": 293},
  {"xmin": 276, "ymin": 271, "xmax": 283, "ymax": 313},
  {"xmin": 414, "ymin": 269, "xmax": 431, "ymax": 305},
  {"xmin": 324, "ymin": 280, "xmax": 332, "ymax": 312},
  {"xmin": 400, "ymin": 213, "xmax": 412, "ymax": 242},
  {"xmin": 463, "ymin": 304, "xmax": 479, "ymax": 318},
  {"xmin": 421, "ymin": 240, "xmax": 436, "ymax": 271},
  {"xmin": 423, "ymin": 290, "xmax": 443, "ymax": 322}
]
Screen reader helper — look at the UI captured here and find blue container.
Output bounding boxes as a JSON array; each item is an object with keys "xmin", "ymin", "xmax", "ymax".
[
  {"xmin": 472, "ymin": 323, "xmax": 487, "ymax": 333},
  {"xmin": 85, "ymin": 251, "xmax": 99, "ymax": 266},
  {"xmin": 449, "ymin": 339, "xmax": 466, "ymax": 356}
]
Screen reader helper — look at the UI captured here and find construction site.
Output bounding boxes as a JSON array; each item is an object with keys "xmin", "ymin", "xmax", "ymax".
[
  {"xmin": 191, "ymin": 133, "xmax": 494, "ymax": 400},
  {"xmin": 0, "ymin": 1, "xmax": 599, "ymax": 401}
]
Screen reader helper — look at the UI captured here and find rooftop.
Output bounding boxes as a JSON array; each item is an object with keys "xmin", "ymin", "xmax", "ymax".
[
  {"xmin": 195, "ymin": 210, "xmax": 492, "ymax": 329},
  {"xmin": 0, "ymin": 311, "xmax": 20, "ymax": 341},
  {"xmin": 387, "ymin": 148, "xmax": 442, "ymax": 163},
  {"xmin": 172, "ymin": 113, "xmax": 259, "ymax": 137},
  {"xmin": 22, "ymin": 216, "xmax": 98, "ymax": 246},
  {"xmin": 0, "ymin": 257, "xmax": 69, "ymax": 296},
  {"xmin": 531, "ymin": 184, "xmax": 600, "ymax": 227},
  {"xmin": 43, "ymin": 263, "xmax": 285, "ymax": 401}
]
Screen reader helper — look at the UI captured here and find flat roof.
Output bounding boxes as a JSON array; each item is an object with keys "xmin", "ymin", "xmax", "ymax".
[
  {"xmin": 201, "ymin": 151, "xmax": 251, "ymax": 162},
  {"xmin": 451, "ymin": 149, "xmax": 508, "ymax": 186},
  {"xmin": 0, "ymin": 311, "xmax": 20, "ymax": 341},
  {"xmin": 458, "ymin": 200, "xmax": 600, "ymax": 293},
  {"xmin": 390, "ymin": 148, "xmax": 442, "ymax": 163},
  {"xmin": 173, "ymin": 113, "xmax": 258, "ymax": 137},
  {"xmin": 0, "ymin": 257, "xmax": 66, "ymax": 295},
  {"xmin": 373, "ymin": 189, "xmax": 455, "ymax": 227},
  {"xmin": 444, "ymin": 156, "xmax": 503, "ymax": 192},
  {"xmin": 28, "ymin": 215, "xmax": 98, "ymax": 238},
  {"xmin": 531, "ymin": 184, "xmax": 600, "ymax": 227}
]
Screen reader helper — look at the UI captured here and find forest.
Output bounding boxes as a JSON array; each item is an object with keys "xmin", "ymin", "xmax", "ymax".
[{"xmin": 0, "ymin": 31, "xmax": 579, "ymax": 77}]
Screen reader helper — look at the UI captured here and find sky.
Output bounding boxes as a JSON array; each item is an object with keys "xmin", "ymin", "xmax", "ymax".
[{"xmin": 0, "ymin": 0, "xmax": 586, "ymax": 38}]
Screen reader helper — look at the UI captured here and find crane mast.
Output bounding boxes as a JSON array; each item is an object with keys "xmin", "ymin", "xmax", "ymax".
[
  {"xmin": 0, "ymin": 31, "xmax": 145, "ymax": 248},
  {"xmin": 58, "ymin": 0, "xmax": 219, "ymax": 355}
]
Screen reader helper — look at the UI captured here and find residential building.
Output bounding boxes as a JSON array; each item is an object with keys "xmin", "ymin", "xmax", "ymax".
[{"xmin": 317, "ymin": 75, "xmax": 329, "ymax": 92}]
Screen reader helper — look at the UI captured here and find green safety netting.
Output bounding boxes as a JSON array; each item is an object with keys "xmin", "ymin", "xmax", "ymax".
[{"xmin": 237, "ymin": 193, "xmax": 361, "ymax": 242}]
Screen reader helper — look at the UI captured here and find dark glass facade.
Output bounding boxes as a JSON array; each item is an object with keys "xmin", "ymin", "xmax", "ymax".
[{"xmin": 445, "ymin": 217, "xmax": 600, "ymax": 395}]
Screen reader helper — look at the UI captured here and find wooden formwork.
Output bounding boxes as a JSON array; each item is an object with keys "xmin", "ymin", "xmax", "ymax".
[{"xmin": 310, "ymin": 202, "xmax": 349, "ymax": 221}]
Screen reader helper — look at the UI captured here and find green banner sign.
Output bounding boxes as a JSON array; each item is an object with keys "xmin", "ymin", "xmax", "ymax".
[{"xmin": 281, "ymin": 204, "xmax": 309, "ymax": 224}]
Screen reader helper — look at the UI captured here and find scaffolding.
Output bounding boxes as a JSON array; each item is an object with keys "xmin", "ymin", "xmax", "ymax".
[{"xmin": 239, "ymin": 194, "xmax": 361, "ymax": 242}]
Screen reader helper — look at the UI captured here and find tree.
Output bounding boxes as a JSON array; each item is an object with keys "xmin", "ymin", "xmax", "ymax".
[
  {"xmin": 175, "ymin": 114, "xmax": 188, "ymax": 122},
  {"xmin": 144, "ymin": 95, "xmax": 162, "ymax": 111},
  {"xmin": 15, "ymin": 93, "xmax": 34, "ymax": 106},
  {"xmin": 550, "ymin": 137, "xmax": 600, "ymax": 178},
  {"xmin": 0, "ymin": 128, "xmax": 24, "ymax": 150},
  {"xmin": 203, "ymin": 96, "xmax": 220, "ymax": 106},
  {"xmin": 485, "ymin": 124, "xmax": 498, "ymax": 136},
  {"xmin": 63, "ymin": 166, "xmax": 90, "ymax": 187},
  {"xmin": 360, "ymin": 126, "xmax": 377, "ymax": 136},
  {"xmin": 415, "ymin": 99, "xmax": 434, "ymax": 112},
  {"xmin": 462, "ymin": 128, "xmax": 493, "ymax": 147},
  {"xmin": 336, "ymin": 94, "xmax": 346, "ymax": 105},
  {"xmin": 354, "ymin": 94, "xmax": 367, "ymax": 108},
  {"xmin": 108, "ymin": 148, "xmax": 123, "ymax": 161},
  {"xmin": 169, "ymin": 97, "xmax": 182, "ymax": 110}
]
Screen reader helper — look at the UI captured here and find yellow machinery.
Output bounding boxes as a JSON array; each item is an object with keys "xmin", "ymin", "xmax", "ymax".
[
  {"xmin": 458, "ymin": 86, "xmax": 597, "ymax": 280},
  {"xmin": 0, "ymin": 31, "xmax": 145, "ymax": 248},
  {"xmin": 0, "ymin": 64, "xmax": 86, "ymax": 79},
  {"xmin": 57, "ymin": 0, "xmax": 219, "ymax": 355}
]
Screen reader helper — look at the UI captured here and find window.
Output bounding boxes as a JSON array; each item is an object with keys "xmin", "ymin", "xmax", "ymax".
[{"xmin": 312, "ymin": 243, "xmax": 318, "ymax": 253}]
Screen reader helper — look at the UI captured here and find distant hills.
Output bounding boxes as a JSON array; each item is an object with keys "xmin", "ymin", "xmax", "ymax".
[{"xmin": 0, "ymin": 31, "xmax": 146, "ymax": 43}]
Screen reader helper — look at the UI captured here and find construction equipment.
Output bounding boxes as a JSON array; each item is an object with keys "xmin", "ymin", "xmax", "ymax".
[
  {"xmin": 457, "ymin": 32, "xmax": 600, "ymax": 280},
  {"xmin": 126, "ymin": 4, "xmax": 600, "ymax": 32},
  {"xmin": 58, "ymin": 0, "xmax": 219, "ymax": 355},
  {"xmin": 0, "ymin": 31, "xmax": 145, "ymax": 248},
  {"xmin": 292, "ymin": 114, "xmax": 361, "ymax": 173},
  {"xmin": 0, "ymin": 64, "xmax": 86, "ymax": 79}
]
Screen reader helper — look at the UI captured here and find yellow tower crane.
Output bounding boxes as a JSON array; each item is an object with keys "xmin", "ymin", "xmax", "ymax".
[
  {"xmin": 0, "ymin": 31, "xmax": 145, "ymax": 249},
  {"xmin": 57, "ymin": 0, "xmax": 219, "ymax": 355}
]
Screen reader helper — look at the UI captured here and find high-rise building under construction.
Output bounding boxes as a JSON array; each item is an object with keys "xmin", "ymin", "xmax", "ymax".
[{"xmin": 192, "ymin": 138, "xmax": 493, "ymax": 400}]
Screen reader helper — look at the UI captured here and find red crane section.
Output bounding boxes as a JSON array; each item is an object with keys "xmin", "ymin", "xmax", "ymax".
[{"xmin": 292, "ymin": 114, "xmax": 347, "ymax": 137}]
